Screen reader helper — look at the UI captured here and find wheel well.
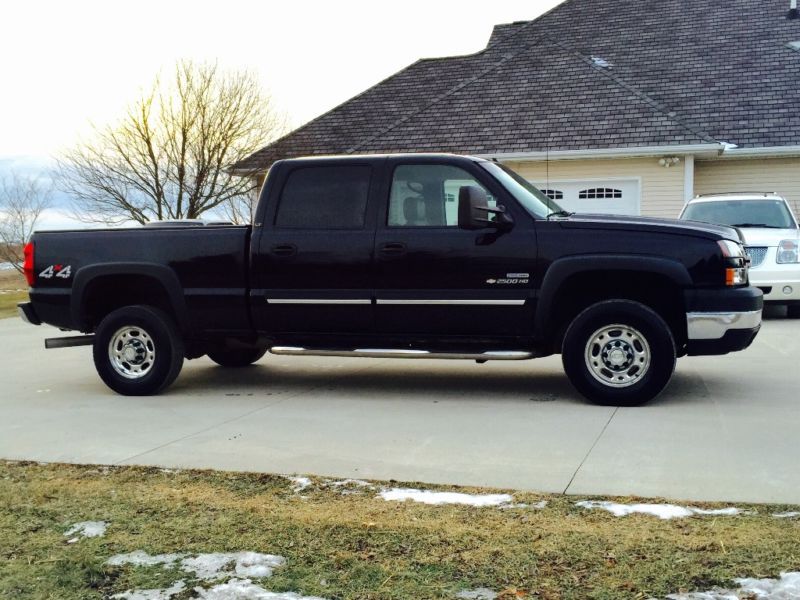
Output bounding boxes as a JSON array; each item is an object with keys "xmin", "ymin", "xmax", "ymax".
[
  {"xmin": 81, "ymin": 275, "xmax": 176, "ymax": 331},
  {"xmin": 547, "ymin": 271, "xmax": 686, "ymax": 353}
]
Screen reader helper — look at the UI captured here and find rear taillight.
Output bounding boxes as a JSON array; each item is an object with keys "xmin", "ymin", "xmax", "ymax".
[{"xmin": 23, "ymin": 242, "xmax": 34, "ymax": 286}]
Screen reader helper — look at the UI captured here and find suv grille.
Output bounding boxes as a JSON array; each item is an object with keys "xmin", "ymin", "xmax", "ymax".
[{"xmin": 745, "ymin": 246, "xmax": 768, "ymax": 268}]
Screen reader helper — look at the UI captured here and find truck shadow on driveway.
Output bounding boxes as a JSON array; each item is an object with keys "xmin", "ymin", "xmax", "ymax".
[{"xmin": 166, "ymin": 360, "xmax": 706, "ymax": 407}]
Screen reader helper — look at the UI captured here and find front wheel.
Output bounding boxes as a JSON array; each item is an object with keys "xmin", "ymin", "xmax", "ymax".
[
  {"xmin": 93, "ymin": 305, "xmax": 184, "ymax": 396},
  {"xmin": 207, "ymin": 347, "xmax": 268, "ymax": 367},
  {"xmin": 561, "ymin": 300, "xmax": 676, "ymax": 406}
]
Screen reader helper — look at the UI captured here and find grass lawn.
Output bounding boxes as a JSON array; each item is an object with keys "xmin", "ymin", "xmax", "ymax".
[
  {"xmin": 1, "ymin": 461, "xmax": 799, "ymax": 599},
  {"xmin": 0, "ymin": 269, "xmax": 27, "ymax": 319}
]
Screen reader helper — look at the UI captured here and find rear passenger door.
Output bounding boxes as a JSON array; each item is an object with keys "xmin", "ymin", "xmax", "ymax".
[{"xmin": 251, "ymin": 161, "xmax": 378, "ymax": 335}]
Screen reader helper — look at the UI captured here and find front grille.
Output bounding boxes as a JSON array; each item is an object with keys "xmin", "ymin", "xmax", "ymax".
[{"xmin": 745, "ymin": 246, "xmax": 768, "ymax": 268}]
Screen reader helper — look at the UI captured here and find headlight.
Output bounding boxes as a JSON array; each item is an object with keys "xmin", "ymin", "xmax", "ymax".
[
  {"xmin": 777, "ymin": 240, "xmax": 799, "ymax": 264},
  {"xmin": 717, "ymin": 240, "xmax": 745, "ymax": 258},
  {"xmin": 718, "ymin": 240, "xmax": 747, "ymax": 286}
]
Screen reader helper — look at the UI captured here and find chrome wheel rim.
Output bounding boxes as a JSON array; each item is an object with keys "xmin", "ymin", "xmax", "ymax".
[
  {"xmin": 584, "ymin": 324, "xmax": 651, "ymax": 388},
  {"xmin": 108, "ymin": 326, "xmax": 156, "ymax": 379}
]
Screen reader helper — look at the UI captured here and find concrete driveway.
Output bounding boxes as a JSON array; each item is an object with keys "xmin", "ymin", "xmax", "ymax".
[{"xmin": 1, "ymin": 311, "xmax": 798, "ymax": 504}]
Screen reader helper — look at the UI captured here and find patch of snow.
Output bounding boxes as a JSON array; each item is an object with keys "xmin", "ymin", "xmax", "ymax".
[
  {"xmin": 457, "ymin": 588, "xmax": 498, "ymax": 599},
  {"xmin": 194, "ymin": 578, "xmax": 328, "ymax": 599},
  {"xmin": 64, "ymin": 521, "xmax": 107, "ymax": 542},
  {"xmin": 107, "ymin": 551, "xmax": 185, "ymax": 568},
  {"xmin": 181, "ymin": 553, "xmax": 286, "ymax": 581},
  {"xmin": 380, "ymin": 488, "xmax": 514, "ymax": 507},
  {"xmin": 576, "ymin": 501, "xmax": 744, "ymax": 520},
  {"xmin": 0, "ymin": 262, "xmax": 19, "ymax": 271},
  {"xmin": 287, "ymin": 476, "xmax": 312, "ymax": 492},
  {"xmin": 328, "ymin": 478, "xmax": 373, "ymax": 489},
  {"xmin": 111, "ymin": 580, "xmax": 186, "ymax": 600},
  {"xmin": 665, "ymin": 571, "xmax": 800, "ymax": 599},
  {"xmin": 773, "ymin": 511, "xmax": 800, "ymax": 519}
]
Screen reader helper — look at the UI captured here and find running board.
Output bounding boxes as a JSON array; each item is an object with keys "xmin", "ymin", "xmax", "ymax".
[
  {"xmin": 45, "ymin": 335, "xmax": 94, "ymax": 349},
  {"xmin": 269, "ymin": 347, "xmax": 533, "ymax": 360}
]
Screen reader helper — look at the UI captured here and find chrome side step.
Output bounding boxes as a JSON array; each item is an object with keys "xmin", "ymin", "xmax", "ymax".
[
  {"xmin": 45, "ymin": 335, "xmax": 94, "ymax": 349},
  {"xmin": 269, "ymin": 347, "xmax": 533, "ymax": 360}
]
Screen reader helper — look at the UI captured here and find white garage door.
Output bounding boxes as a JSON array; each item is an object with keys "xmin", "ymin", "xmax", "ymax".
[{"xmin": 534, "ymin": 179, "xmax": 641, "ymax": 216}]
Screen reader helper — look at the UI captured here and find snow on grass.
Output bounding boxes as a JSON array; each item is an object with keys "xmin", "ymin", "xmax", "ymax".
[
  {"xmin": 773, "ymin": 511, "xmax": 800, "ymax": 519},
  {"xmin": 107, "ymin": 551, "xmax": 285, "ymax": 581},
  {"xmin": 107, "ymin": 550, "xmax": 185, "ymax": 568},
  {"xmin": 193, "ymin": 578, "xmax": 328, "ymax": 599},
  {"xmin": 64, "ymin": 520, "xmax": 107, "ymax": 543},
  {"xmin": 287, "ymin": 476, "xmax": 312, "ymax": 492},
  {"xmin": 181, "ymin": 553, "xmax": 286, "ymax": 581},
  {"xmin": 665, "ymin": 571, "xmax": 800, "ymax": 599},
  {"xmin": 111, "ymin": 580, "xmax": 186, "ymax": 600},
  {"xmin": 575, "ymin": 501, "xmax": 745, "ymax": 520},
  {"xmin": 380, "ymin": 488, "xmax": 514, "ymax": 507},
  {"xmin": 456, "ymin": 588, "xmax": 498, "ymax": 599}
]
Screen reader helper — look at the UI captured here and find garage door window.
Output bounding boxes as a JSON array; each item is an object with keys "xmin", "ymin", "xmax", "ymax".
[
  {"xmin": 541, "ymin": 189, "xmax": 564, "ymax": 201},
  {"xmin": 579, "ymin": 188, "xmax": 623, "ymax": 199}
]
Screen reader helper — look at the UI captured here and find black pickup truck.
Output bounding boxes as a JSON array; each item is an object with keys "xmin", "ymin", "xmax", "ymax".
[{"xmin": 18, "ymin": 154, "xmax": 762, "ymax": 405}]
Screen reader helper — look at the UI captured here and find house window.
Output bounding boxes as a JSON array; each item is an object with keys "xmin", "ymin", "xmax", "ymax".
[
  {"xmin": 579, "ymin": 188, "xmax": 623, "ymax": 199},
  {"xmin": 541, "ymin": 189, "xmax": 564, "ymax": 201}
]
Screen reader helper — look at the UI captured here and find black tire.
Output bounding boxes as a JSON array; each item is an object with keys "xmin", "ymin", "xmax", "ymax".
[
  {"xmin": 561, "ymin": 300, "xmax": 676, "ymax": 406},
  {"xmin": 207, "ymin": 347, "xmax": 268, "ymax": 367},
  {"xmin": 787, "ymin": 304, "xmax": 800, "ymax": 319},
  {"xmin": 93, "ymin": 305, "xmax": 184, "ymax": 396}
]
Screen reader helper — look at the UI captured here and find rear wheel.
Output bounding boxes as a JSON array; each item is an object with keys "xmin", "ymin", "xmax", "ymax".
[
  {"xmin": 93, "ymin": 305, "xmax": 184, "ymax": 396},
  {"xmin": 562, "ymin": 300, "xmax": 676, "ymax": 406},
  {"xmin": 787, "ymin": 304, "xmax": 800, "ymax": 319},
  {"xmin": 207, "ymin": 347, "xmax": 268, "ymax": 367}
]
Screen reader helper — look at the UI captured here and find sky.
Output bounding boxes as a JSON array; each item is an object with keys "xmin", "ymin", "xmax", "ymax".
[
  {"xmin": 0, "ymin": 0, "xmax": 562, "ymax": 159},
  {"xmin": 0, "ymin": 0, "xmax": 563, "ymax": 230}
]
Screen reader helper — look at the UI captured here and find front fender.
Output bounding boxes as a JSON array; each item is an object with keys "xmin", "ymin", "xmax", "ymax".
[{"xmin": 534, "ymin": 254, "xmax": 692, "ymax": 340}]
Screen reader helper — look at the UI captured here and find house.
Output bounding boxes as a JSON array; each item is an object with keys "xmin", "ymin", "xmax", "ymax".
[{"xmin": 234, "ymin": 0, "xmax": 800, "ymax": 218}]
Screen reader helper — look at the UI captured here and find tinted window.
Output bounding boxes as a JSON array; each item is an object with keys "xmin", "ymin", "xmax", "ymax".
[
  {"xmin": 275, "ymin": 166, "xmax": 371, "ymax": 229},
  {"xmin": 388, "ymin": 164, "xmax": 495, "ymax": 227},
  {"xmin": 682, "ymin": 200, "xmax": 796, "ymax": 229}
]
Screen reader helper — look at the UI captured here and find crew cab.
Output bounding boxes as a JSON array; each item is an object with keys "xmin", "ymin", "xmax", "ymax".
[
  {"xmin": 680, "ymin": 192, "xmax": 800, "ymax": 318},
  {"xmin": 18, "ymin": 154, "xmax": 762, "ymax": 405}
]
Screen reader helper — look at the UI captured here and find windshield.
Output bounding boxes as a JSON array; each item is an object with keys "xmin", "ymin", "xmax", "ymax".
[
  {"xmin": 480, "ymin": 162, "xmax": 564, "ymax": 219},
  {"xmin": 682, "ymin": 200, "xmax": 797, "ymax": 229}
]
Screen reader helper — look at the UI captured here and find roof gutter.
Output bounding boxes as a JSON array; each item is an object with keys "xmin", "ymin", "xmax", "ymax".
[
  {"xmin": 712, "ymin": 145, "xmax": 800, "ymax": 159},
  {"xmin": 477, "ymin": 143, "xmax": 724, "ymax": 161}
]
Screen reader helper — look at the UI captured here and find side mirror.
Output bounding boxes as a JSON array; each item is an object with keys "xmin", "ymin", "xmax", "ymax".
[{"xmin": 457, "ymin": 185, "xmax": 514, "ymax": 231}]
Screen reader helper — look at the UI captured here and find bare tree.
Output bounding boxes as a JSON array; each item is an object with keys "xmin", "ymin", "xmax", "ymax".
[
  {"xmin": 58, "ymin": 60, "xmax": 285, "ymax": 225},
  {"xmin": 0, "ymin": 172, "xmax": 51, "ymax": 272}
]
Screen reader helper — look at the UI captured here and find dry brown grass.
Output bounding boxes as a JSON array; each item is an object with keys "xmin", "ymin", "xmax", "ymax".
[{"xmin": 1, "ymin": 461, "xmax": 799, "ymax": 599}]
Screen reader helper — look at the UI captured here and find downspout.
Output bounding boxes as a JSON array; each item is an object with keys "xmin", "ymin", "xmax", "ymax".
[{"xmin": 683, "ymin": 155, "xmax": 695, "ymax": 203}]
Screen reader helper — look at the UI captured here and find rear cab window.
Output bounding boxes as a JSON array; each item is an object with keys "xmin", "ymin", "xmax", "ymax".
[{"xmin": 275, "ymin": 165, "xmax": 371, "ymax": 229}]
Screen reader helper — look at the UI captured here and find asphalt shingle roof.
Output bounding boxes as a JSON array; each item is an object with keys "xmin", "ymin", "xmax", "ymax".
[{"xmin": 236, "ymin": 0, "xmax": 800, "ymax": 171}]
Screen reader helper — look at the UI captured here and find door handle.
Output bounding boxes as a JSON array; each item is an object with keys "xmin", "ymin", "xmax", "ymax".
[
  {"xmin": 271, "ymin": 243, "xmax": 297, "ymax": 257},
  {"xmin": 380, "ymin": 242, "xmax": 406, "ymax": 255}
]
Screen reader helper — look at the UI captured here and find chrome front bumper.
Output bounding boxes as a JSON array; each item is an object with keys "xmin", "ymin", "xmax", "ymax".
[{"xmin": 686, "ymin": 310, "xmax": 762, "ymax": 340}]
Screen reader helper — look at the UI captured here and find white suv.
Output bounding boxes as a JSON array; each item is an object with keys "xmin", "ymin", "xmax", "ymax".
[{"xmin": 680, "ymin": 193, "xmax": 800, "ymax": 318}]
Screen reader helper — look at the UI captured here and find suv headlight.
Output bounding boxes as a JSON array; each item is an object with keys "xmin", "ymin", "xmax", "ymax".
[{"xmin": 777, "ymin": 240, "xmax": 799, "ymax": 264}]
